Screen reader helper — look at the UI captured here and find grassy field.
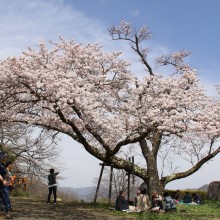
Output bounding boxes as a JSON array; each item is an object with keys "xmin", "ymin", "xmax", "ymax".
[
  {"xmin": 88, "ymin": 200, "xmax": 220, "ymax": 220},
  {"xmin": 10, "ymin": 196, "xmax": 220, "ymax": 219}
]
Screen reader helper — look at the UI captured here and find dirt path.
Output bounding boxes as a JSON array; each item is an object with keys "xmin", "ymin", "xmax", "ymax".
[{"xmin": 9, "ymin": 197, "xmax": 136, "ymax": 220}]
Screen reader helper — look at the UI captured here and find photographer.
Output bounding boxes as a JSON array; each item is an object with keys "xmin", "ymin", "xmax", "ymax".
[{"xmin": 47, "ymin": 168, "xmax": 59, "ymax": 205}]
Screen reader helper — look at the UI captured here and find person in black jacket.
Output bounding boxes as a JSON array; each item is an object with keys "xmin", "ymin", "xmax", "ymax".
[
  {"xmin": 47, "ymin": 168, "xmax": 59, "ymax": 205},
  {"xmin": 115, "ymin": 190, "xmax": 129, "ymax": 211}
]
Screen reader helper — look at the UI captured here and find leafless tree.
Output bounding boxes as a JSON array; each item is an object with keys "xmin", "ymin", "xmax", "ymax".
[
  {"xmin": 94, "ymin": 146, "xmax": 142, "ymax": 202},
  {"xmin": 0, "ymin": 122, "xmax": 62, "ymax": 184}
]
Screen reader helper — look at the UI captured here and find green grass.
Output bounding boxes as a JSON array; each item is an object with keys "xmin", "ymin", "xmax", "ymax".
[
  {"xmin": 135, "ymin": 201, "xmax": 220, "ymax": 220},
  {"xmin": 73, "ymin": 200, "xmax": 220, "ymax": 220},
  {"xmin": 11, "ymin": 190, "xmax": 31, "ymax": 197}
]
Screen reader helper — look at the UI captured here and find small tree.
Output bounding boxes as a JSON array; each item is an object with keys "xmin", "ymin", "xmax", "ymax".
[{"xmin": 0, "ymin": 22, "xmax": 219, "ymax": 196}]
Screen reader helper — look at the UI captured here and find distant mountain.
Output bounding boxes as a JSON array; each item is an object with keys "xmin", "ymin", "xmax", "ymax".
[
  {"xmin": 198, "ymin": 184, "xmax": 209, "ymax": 191},
  {"xmin": 60, "ymin": 186, "xmax": 96, "ymax": 201},
  {"xmin": 73, "ymin": 186, "xmax": 97, "ymax": 201},
  {"xmin": 60, "ymin": 183, "xmax": 209, "ymax": 202},
  {"xmin": 185, "ymin": 184, "xmax": 209, "ymax": 191}
]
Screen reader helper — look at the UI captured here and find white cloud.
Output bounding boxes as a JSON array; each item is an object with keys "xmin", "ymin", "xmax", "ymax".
[
  {"xmin": 130, "ymin": 10, "xmax": 140, "ymax": 17},
  {"xmin": 0, "ymin": 0, "xmax": 108, "ymax": 188},
  {"xmin": 0, "ymin": 0, "xmax": 108, "ymax": 59}
]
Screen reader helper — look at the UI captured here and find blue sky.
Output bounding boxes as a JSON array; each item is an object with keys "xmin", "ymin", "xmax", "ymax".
[{"xmin": 1, "ymin": 0, "xmax": 220, "ymax": 190}]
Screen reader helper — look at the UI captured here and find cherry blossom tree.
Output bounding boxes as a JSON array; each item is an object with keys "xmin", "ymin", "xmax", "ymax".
[{"xmin": 0, "ymin": 21, "xmax": 219, "ymax": 196}]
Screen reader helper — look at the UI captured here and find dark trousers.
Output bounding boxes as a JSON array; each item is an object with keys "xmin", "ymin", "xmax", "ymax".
[
  {"xmin": 47, "ymin": 186, "xmax": 57, "ymax": 203},
  {"xmin": 0, "ymin": 188, "xmax": 8, "ymax": 212},
  {"xmin": 2, "ymin": 187, "xmax": 11, "ymax": 210}
]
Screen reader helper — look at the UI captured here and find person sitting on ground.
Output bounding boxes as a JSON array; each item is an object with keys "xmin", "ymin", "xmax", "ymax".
[
  {"xmin": 172, "ymin": 190, "xmax": 182, "ymax": 203},
  {"xmin": 183, "ymin": 192, "xmax": 192, "ymax": 203},
  {"xmin": 133, "ymin": 190, "xmax": 141, "ymax": 207},
  {"xmin": 192, "ymin": 193, "xmax": 202, "ymax": 204},
  {"xmin": 136, "ymin": 187, "xmax": 150, "ymax": 212},
  {"xmin": 149, "ymin": 191, "xmax": 163, "ymax": 212},
  {"xmin": 115, "ymin": 190, "xmax": 129, "ymax": 211},
  {"xmin": 163, "ymin": 192, "xmax": 177, "ymax": 212}
]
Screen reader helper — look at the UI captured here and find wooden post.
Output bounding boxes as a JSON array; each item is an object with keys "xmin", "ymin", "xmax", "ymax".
[
  {"xmin": 108, "ymin": 166, "xmax": 113, "ymax": 204},
  {"xmin": 132, "ymin": 156, "xmax": 135, "ymax": 202},
  {"xmin": 94, "ymin": 163, "xmax": 105, "ymax": 202},
  {"xmin": 127, "ymin": 157, "xmax": 131, "ymax": 201},
  {"xmin": 23, "ymin": 176, "xmax": 27, "ymax": 191}
]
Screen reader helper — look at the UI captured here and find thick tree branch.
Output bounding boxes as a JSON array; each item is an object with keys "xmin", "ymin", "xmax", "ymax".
[{"xmin": 161, "ymin": 146, "xmax": 220, "ymax": 185}]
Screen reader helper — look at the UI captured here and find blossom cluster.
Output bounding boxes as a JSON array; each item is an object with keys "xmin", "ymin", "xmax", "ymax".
[{"xmin": 0, "ymin": 38, "xmax": 218, "ymax": 153}]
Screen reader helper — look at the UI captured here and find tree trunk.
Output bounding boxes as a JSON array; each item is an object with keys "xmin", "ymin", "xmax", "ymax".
[{"xmin": 146, "ymin": 152, "xmax": 162, "ymax": 197}]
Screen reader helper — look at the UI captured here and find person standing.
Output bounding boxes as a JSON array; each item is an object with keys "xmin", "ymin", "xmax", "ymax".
[
  {"xmin": 5, "ymin": 161, "xmax": 16, "ymax": 192},
  {"xmin": 0, "ymin": 151, "xmax": 12, "ymax": 218},
  {"xmin": 47, "ymin": 168, "xmax": 59, "ymax": 205}
]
